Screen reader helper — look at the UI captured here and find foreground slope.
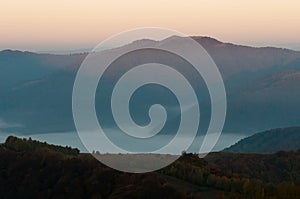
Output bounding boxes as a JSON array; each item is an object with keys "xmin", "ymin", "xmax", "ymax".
[{"xmin": 0, "ymin": 136, "xmax": 300, "ymax": 198}]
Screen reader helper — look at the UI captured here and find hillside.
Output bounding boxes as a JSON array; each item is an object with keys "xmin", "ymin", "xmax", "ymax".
[
  {"xmin": 224, "ymin": 127, "xmax": 300, "ymax": 153},
  {"xmin": 0, "ymin": 136, "xmax": 300, "ymax": 198},
  {"xmin": 0, "ymin": 50, "xmax": 86, "ymax": 90},
  {"xmin": 3, "ymin": 136, "xmax": 79, "ymax": 156}
]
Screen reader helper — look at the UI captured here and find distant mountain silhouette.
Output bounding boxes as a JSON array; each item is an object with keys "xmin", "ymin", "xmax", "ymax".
[
  {"xmin": 0, "ymin": 36, "xmax": 300, "ymax": 134},
  {"xmin": 224, "ymin": 127, "xmax": 300, "ymax": 153},
  {"xmin": 0, "ymin": 50, "xmax": 86, "ymax": 89}
]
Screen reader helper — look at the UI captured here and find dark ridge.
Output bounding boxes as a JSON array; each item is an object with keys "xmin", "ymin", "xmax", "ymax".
[
  {"xmin": 2, "ymin": 136, "xmax": 79, "ymax": 156},
  {"xmin": 0, "ymin": 136, "xmax": 300, "ymax": 198},
  {"xmin": 224, "ymin": 126, "xmax": 300, "ymax": 153}
]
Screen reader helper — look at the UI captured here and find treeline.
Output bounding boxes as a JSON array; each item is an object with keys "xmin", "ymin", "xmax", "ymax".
[
  {"xmin": 161, "ymin": 152, "xmax": 300, "ymax": 199},
  {"xmin": 205, "ymin": 150, "xmax": 300, "ymax": 184},
  {"xmin": 3, "ymin": 136, "xmax": 79, "ymax": 156},
  {"xmin": 0, "ymin": 147, "xmax": 187, "ymax": 199},
  {"xmin": 1, "ymin": 136, "xmax": 300, "ymax": 198}
]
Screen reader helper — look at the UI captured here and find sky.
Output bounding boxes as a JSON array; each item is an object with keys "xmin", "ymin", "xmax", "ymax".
[{"xmin": 1, "ymin": 0, "xmax": 300, "ymax": 51}]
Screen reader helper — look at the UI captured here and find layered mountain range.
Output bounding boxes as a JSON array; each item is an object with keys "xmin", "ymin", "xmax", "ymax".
[{"xmin": 0, "ymin": 36, "xmax": 299, "ymax": 135}]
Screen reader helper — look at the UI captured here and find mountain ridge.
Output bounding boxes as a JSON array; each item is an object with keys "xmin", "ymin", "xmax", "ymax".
[
  {"xmin": 224, "ymin": 127, "xmax": 300, "ymax": 153},
  {"xmin": 2, "ymin": 35, "xmax": 300, "ymax": 56},
  {"xmin": 0, "ymin": 36, "xmax": 299, "ymax": 134}
]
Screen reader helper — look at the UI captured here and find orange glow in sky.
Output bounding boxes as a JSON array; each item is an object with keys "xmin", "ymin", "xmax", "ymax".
[{"xmin": 1, "ymin": 0, "xmax": 300, "ymax": 51}]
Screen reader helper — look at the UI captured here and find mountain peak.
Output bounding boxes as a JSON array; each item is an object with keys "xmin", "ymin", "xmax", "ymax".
[{"xmin": 191, "ymin": 36, "xmax": 223, "ymax": 45}]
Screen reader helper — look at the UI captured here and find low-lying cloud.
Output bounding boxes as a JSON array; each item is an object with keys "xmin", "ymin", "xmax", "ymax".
[{"xmin": 0, "ymin": 118, "xmax": 22, "ymax": 129}]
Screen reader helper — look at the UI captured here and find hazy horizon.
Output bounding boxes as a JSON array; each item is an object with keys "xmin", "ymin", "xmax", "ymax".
[
  {"xmin": 1, "ymin": 36, "xmax": 300, "ymax": 54},
  {"xmin": 1, "ymin": 0, "xmax": 300, "ymax": 52}
]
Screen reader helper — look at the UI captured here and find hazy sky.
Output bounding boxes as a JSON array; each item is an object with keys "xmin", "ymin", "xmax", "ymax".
[{"xmin": 1, "ymin": 0, "xmax": 300, "ymax": 51}]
